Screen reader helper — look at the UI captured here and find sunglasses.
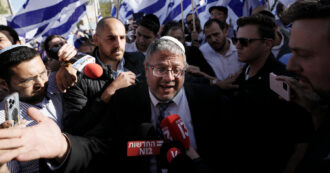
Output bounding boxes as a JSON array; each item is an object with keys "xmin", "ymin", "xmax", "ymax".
[{"xmin": 232, "ymin": 37, "xmax": 265, "ymax": 47}]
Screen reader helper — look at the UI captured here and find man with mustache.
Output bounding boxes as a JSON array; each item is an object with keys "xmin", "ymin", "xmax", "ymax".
[
  {"xmin": 0, "ymin": 36, "xmax": 231, "ymax": 173},
  {"xmin": 62, "ymin": 17, "xmax": 145, "ymax": 135},
  {"xmin": 276, "ymin": 0, "xmax": 330, "ymax": 172},
  {"xmin": 0, "ymin": 46, "xmax": 64, "ymax": 173},
  {"xmin": 200, "ymin": 19, "xmax": 243, "ymax": 84},
  {"xmin": 100, "ymin": 36, "xmax": 233, "ymax": 173}
]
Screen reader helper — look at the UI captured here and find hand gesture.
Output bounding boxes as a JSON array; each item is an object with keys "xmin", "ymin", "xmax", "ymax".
[{"xmin": 101, "ymin": 71, "xmax": 136, "ymax": 103}]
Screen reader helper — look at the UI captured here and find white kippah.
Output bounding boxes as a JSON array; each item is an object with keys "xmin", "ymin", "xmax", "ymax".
[
  {"xmin": 0, "ymin": 44, "xmax": 27, "ymax": 54},
  {"xmin": 159, "ymin": 36, "xmax": 185, "ymax": 53}
]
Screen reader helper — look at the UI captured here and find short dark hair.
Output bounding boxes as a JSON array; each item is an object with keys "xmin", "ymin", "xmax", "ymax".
[
  {"xmin": 0, "ymin": 46, "xmax": 39, "ymax": 82},
  {"xmin": 209, "ymin": 6, "xmax": 228, "ymax": 16},
  {"xmin": 204, "ymin": 19, "xmax": 227, "ymax": 31},
  {"xmin": 138, "ymin": 14, "xmax": 160, "ymax": 36},
  {"xmin": 160, "ymin": 21, "xmax": 182, "ymax": 37},
  {"xmin": 237, "ymin": 14, "xmax": 275, "ymax": 40},
  {"xmin": 280, "ymin": 0, "xmax": 330, "ymax": 24},
  {"xmin": 43, "ymin": 35, "xmax": 66, "ymax": 55},
  {"xmin": 258, "ymin": 10, "xmax": 275, "ymax": 19},
  {"xmin": 0, "ymin": 25, "xmax": 19, "ymax": 44}
]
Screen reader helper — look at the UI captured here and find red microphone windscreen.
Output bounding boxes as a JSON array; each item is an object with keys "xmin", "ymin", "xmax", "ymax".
[
  {"xmin": 83, "ymin": 63, "xmax": 103, "ymax": 79},
  {"xmin": 167, "ymin": 147, "xmax": 181, "ymax": 163},
  {"xmin": 161, "ymin": 114, "xmax": 190, "ymax": 150}
]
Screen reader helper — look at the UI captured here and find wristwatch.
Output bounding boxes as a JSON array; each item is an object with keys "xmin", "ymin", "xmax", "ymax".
[{"xmin": 211, "ymin": 79, "xmax": 217, "ymax": 85}]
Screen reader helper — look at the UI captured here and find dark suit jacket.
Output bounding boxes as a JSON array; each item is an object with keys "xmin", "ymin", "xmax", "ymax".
[
  {"xmin": 62, "ymin": 49, "xmax": 145, "ymax": 135},
  {"xmin": 54, "ymin": 77, "xmax": 232, "ymax": 173}
]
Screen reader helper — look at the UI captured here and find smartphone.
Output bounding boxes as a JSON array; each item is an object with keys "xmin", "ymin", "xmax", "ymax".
[
  {"xmin": 4, "ymin": 92, "xmax": 20, "ymax": 126},
  {"xmin": 269, "ymin": 72, "xmax": 290, "ymax": 101}
]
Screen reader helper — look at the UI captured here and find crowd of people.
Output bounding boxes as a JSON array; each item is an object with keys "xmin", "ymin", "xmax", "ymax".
[{"xmin": 0, "ymin": 0, "xmax": 329, "ymax": 172}]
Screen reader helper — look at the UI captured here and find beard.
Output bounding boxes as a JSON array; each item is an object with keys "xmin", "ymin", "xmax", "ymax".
[
  {"xmin": 19, "ymin": 83, "xmax": 48, "ymax": 104},
  {"xmin": 212, "ymin": 37, "xmax": 226, "ymax": 52}
]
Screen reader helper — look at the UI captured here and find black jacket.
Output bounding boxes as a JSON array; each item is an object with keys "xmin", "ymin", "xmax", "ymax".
[
  {"xmin": 229, "ymin": 54, "xmax": 314, "ymax": 173},
  {"xmin": 62, "ymin": 48, "xmax": 145, "ymax": 135},
  {"xmin": 54, "ymin": 79, "xmax": 232, "ymax": 173}
]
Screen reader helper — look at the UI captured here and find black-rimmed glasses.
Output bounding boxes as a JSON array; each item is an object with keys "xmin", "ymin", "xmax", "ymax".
[{"xmin": 18, "ymin": 69, "xmax": 51, "ymax": 88}]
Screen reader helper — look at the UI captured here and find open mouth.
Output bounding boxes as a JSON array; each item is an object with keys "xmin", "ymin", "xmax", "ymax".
[
  {"xmin": 160, "ymin": 84, "xmax": 175, "ymax": 92},
  {"xmin": 34, "ymin": 86, "xmax": 45, "ymax": 94}
]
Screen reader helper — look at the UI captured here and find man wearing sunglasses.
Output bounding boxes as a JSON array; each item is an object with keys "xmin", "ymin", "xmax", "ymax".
[{"xmin": 228, "ymin": 14, "xmax": 314, "ymax": 172}]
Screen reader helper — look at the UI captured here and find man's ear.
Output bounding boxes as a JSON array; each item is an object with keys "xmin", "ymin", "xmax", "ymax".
[
  {"xmin": 93, "ymin": 34, "xmax": 98, "ymax": 46},
  {"xmin": 265, "ymin": 39, "xmax": 274, "ymax": 50},
  {"xmin": 0, "ymin": 78, "xmax": 9, "ymax": 92}
]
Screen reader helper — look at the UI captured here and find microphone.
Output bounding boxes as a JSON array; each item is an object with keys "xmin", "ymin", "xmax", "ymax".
[
  {"xmin": 161, "ymin": 114, "xmax": 190, "ymax": 150},
  {"xmin": 48, "ymin": 47, "xmax": 103, "ymax": 79},
  {"xmin": 159, "ymin": 114, "xmax": 191, "ymax": 168},
  {"xmin": 127, "ymin": 123, "xmax": 164, "ymax": 157}
]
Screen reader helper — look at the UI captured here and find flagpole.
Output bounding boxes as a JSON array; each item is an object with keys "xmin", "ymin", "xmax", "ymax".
[
  {"xmin": 192, "ymin": 0, "xmax": 198, "ymax": 16},
  {"xmin": 265, "ymin": 0, "xmax": 271, "ymax": 10},
  {"xmin": 7, "ymin": 0, "xmax": 13, "ymax": 15},
  {"xmin": 116, "ymin": 0, "xmax": 120, "ymax": 19},
  {"xmin": 180, "ymin": 0, "xmax": 184, "ymax": 32},
  {"xmin": 191, "ymin": 0, "xmax": 196, "ymax": 32}
]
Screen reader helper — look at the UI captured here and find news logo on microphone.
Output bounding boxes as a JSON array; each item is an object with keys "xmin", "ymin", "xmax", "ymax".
[{"xmin": 127, "ymin": 140, "xmax": 164, "ymax": 156}]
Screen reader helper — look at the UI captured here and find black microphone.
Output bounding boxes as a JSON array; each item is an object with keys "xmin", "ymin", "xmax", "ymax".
[{"xmin": 48, "ymin": 47, "xmax": 103, "ymax": 79}]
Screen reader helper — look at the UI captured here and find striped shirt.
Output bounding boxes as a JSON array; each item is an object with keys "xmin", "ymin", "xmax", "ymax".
[{"xmin": 0, "ymin": 72, "xmax": 63, "ymax": 173}]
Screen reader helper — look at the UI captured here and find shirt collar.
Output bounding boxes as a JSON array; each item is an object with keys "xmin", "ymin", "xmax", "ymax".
[{"xmin": 225, "ymin": 39, "xmax": 237, "ymax": 56}]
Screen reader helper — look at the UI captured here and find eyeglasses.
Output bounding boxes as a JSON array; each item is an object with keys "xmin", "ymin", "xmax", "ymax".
[
  {"xmin": 232, "ymin": 37, "xmax": 265, "ymax": 47},
  {"xmin": 147, "ymin": 64, "xmax": 185, "ymax": 78},
  {"xmin": 18, "ymin": 69, "xmax": 51, "ymax": 88}
]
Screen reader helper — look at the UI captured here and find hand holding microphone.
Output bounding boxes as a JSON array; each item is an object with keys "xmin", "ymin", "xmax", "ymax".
[{"xmin": 49, "ymin": 46, "xmax": 103, "ymax": 79}]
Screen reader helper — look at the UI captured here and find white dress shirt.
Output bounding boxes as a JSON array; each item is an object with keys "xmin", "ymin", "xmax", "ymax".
[
  {"xmin": 148, "ymin": 87, "xmax": 197, "ymax": 173},
  {"xmin": 200, "ymin": 39, "xmax": 244, "ymax": 80},
  {"xmin": 148, "ymin": 88, "xmax": 197, "ymax": 149}
]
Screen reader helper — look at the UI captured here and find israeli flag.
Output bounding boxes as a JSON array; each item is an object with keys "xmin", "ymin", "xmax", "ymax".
[
  {"xmin": 112, "ymin": 0, "xmax": 200, "ymax": 25},
  {"xmin": 7, "ymin": 0, "xmax": 88, "ymax": 42},
  {"xmin": 279, "ymin": 0, "xmax": 296, "ymax": 7},
  {"xmin": 113, "ymin": 0, "xmax": 265, "ymax": 31}
]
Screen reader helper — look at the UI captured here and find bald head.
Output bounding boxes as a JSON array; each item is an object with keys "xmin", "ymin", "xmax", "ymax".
[
  {"xmin": 93, "ymin": 17, "xmax": 127, "ymax": 65},
  {"xmin": 96, "ymin": 17, "xmax": 126, "ymax": 34}
]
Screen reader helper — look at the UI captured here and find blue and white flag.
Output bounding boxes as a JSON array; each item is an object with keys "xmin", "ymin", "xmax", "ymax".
[
  {"xmin": 112, "ymin": 0, "xmax": 264, "ymax": 30},
  {"xmin": 112, "ymin": 0, "xmax": 200, "ymax": 25},
  {"xmin": 7, "ymin": 0, "xmax": 88, "ymax": 42},
  {"xmin": 279, "ymin": 0, "xmax": 296, "ymax": 7}
]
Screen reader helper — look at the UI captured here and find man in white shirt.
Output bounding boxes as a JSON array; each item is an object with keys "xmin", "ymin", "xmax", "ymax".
[{"xmin": 200, "ymin": 19, "xmax": 244, "ymax": 81}]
